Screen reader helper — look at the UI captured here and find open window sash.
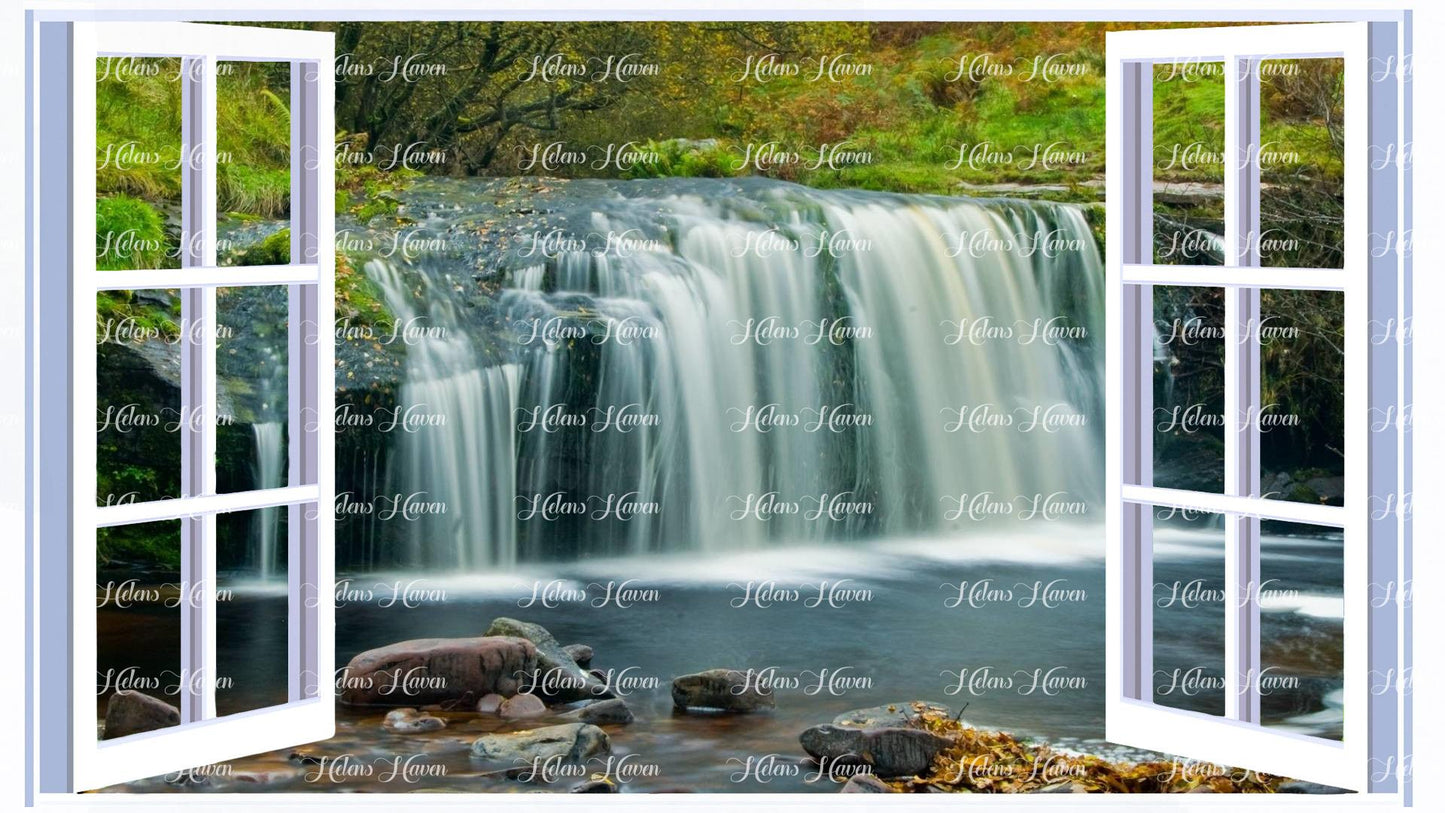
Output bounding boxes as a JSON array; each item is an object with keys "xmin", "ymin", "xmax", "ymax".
[
  {"xmin": 1104, "ymin": 22, "xmax": 1404, "ymax": 793},
  {"xmin": 37, "ymin": 21, "xmax": 335, "ymax": 792}
]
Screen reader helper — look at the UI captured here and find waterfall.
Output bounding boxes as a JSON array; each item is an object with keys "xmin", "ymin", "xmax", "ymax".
[
  {"xmin": 251, "ymin": 421, "xmax": 284, "ymax": 579},
  {"xmin": 349, "ymin": 179, "xmax": 1104, "ymax": 571},
  {"xmin": 368, "ymin": 260, "xmax": 522, "ymax": 570}
]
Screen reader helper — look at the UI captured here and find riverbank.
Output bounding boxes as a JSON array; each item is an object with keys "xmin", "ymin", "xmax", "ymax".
[{"xmin": 95, "ymin": 529, "xmax": 1344, "ymax": 794}]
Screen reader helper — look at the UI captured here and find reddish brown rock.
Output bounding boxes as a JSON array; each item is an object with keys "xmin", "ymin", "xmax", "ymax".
[{"xmin": 338, "ymin": 636, "xmax": 537, "ymax": 706}]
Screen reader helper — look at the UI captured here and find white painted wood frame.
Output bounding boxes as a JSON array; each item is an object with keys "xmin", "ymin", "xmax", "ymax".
[
  {"xmin": 1105, "ymin": 22, "xmax": 1405, "ymax": 793},
  {"xmin": 36, "ymin": 21, "xmax": 334, "ymax": 792}
]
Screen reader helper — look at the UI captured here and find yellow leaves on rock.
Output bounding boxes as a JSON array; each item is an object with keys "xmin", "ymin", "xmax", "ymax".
[{"xmin": 882, "ymin": 702, "xmax": 1286, "ymax": 794}]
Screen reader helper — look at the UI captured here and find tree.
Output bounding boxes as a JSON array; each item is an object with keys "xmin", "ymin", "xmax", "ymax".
[{"xmin": 321, "ymin": 21, "xmax": 657, "ymax": 173}]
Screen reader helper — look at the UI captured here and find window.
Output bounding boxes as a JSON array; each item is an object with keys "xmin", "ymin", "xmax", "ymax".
[
  {"xmin": 1106, "ymin": 22, "xmax": 1405, "ymax": 792},
  {"xmin": 24, "ymin": 11, "xmax": 1409, "ymax": 802},
  {"xmin": 36, "ymin": 22, "xmax": 335, "ymax": 791}
]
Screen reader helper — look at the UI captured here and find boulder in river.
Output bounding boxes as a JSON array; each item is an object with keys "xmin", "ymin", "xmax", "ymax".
[
  {"xmin": 476, "ymin": 693, "xmax": 506, "ymax": 714},
  {"xmin": 339, "ymin": 636, "xmax": 537, "ymax": 706},
  {"xmin": 672, "ymin": 668, "xmax": 775, "ymax": 713},
  {"xmin": 562, "ymin": 644, "xmax": 593, "ymax": 668},
  {"xmin": 484, "ymin": 618, "xmax": 610, "ymax": 703},
  {"xmin": 103, "ymin": 690, "xmax": 180, "ymax": 739},
  {"xmin": 799, "ymin": 724, "xmax": 951, "ymax": 779},
  {"xmin": 498, "ymin": 693, "xmax": 547, "ymax": 720},
  {"xmin": 564, "ymin": 698, "xmax": 634, "ymax": 725},
  {"xmin": 833, "ymin": 702, "xmax": 954, "ymax": 729},
  {"xmin": 470, "ymin": 723, "xmax": 611, "ymax": 766}
]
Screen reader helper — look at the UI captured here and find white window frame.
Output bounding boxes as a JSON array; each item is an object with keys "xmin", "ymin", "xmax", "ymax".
[
  {"xmin": 1105, "ymin": 22, "xmax": 1405, "ymax": 793},
  {"xmin": 36, "ymin": 21, "xmax": 335, "ymax": 791}
]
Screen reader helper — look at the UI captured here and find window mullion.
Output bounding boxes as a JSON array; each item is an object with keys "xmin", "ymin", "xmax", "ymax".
[
  {"xmin": 1223, "ymin": 54, "xmax": 1263, "ymax": 725},
  {"xmin": 93, "ymin": 264, "xmax": 322, "ymax": 291},
  {"xmin": 287, "ymin": 60, "xmax": 325, "ymax": 703},
  {"xmin": 179, "ymin": 54, "xmax": 219, "ymax": 724},
  {"xmin": 1117, "ymin": 60, "xmax": 1153, "ymax": 703}
]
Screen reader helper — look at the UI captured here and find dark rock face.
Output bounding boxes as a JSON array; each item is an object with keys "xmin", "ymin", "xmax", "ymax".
[
  {"xmin": 799, "ymin": 724, "xmax": 951, "ymax": 779},
  {"xmin": 338, "ymin": 636, "xmax": 537, "ymax": 706},
  {"xmin": 671, "ymin": 669, "xmax": 775, "ymax": 713},
  {"xmin": 470, "ymin": 723, "xmax": 611, "ymax": 766},
  {"xmin": 103, "ymin": 690, "xmax": 180, "ymax": 740},
  {"xmin": 484, "ymin": 618, "xmax": 610, "ymax": 703}
]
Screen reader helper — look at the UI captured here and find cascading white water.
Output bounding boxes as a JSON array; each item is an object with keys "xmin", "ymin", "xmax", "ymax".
[
  {"xmin": 251, "ymin": 422, "xmax": 285, "ymax": 578},
  {"xmin": 367, "ymin": 260, "xmax": 522, "ymax": 570},
  {"xmin": 357, "ymin": 180, "xmax": 1103, "ymax": 570}
]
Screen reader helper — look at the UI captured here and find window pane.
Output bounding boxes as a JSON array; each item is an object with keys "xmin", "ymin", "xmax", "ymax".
[
  {"xmin": 1152, "ymin": 60, "xmax": 1225, "ymax": 266},
  {"xmin": 1259, "ymin": 289, "xmax": 1344, "ymax": 506},
  {"xmin": 97, "ymin": 289, "xmax": 183, "ymax": 506},
  {"xmin": 1258, "ymin": 519, "xmax": 1343, "ymax": 740},
  {"xmin": 215, "ymin": 507, "xmax": 291, "ymax": 716},
  {"xmin": 216, "ymin": 61, "xmax": 293, "ymax": 267},
  {"xmin": 96, "ymin": 57, "xmax": 183, "ymax": 272},
  {"xmin": 1257, "ymin": 59, "xmax": 1344, "ymax": 269},
  {"xmin": 97, "ymin": 519, "xmax": 182, "ymax": 740},
  {"xmin": 1150, "ymin": 506, "xmax": 1226, "ymax": 717},
  {"xmin": 216, "ymin": 285, "xmax": 290, "ymax": 494},
  {"xmin": 1150, "ymin": 285, "xmax": 1224, "ymax": 493}
]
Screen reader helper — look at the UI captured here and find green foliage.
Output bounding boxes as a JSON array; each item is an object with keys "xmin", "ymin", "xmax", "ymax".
[
  {"xmin": 95, "ymin": 196, "xmax": 167, "ymax": 270},
  {"xmin": 97, "ymin": 59, "xmax": 293, "ymax": 218},
  {"xmin": 336, "ymin": 157, "xmax": 421, "ymax": 223},
  {"xmin": 334, "ymin": 250, "xmax": 390, "ymax": 327},
  {"xmin": 95, "ymin": 57, "xmax": 184, "ymax": 202},
  {"xmin": 623, "ymin": 139, "xmax": 740, "ymax": 179},
  {"xmin": 98, "ymin": 524, "xmax": 181, "ymax": 569}
]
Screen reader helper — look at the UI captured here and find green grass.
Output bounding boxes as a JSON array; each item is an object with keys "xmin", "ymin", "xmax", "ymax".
[
  {"xmin": 97, "ymin": 59, "xmax": 293, "ymax": 218},
  {"xmin": 96, "ymin": 195, "xmax": 168, "ymax": 270},
  {"xmin": 96, "ymin": 58, "xmax": 403, "ymax": 330}
]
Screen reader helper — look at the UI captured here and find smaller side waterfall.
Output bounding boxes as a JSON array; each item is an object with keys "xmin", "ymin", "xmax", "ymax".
[{"xmin": 251, "ymin": 422, "xmax": 285, "ymax": 579}]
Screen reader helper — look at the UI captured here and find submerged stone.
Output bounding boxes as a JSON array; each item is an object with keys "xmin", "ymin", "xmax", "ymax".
[
  {"xmin": 564, "ymin": 698, "xmax": 634, "ymax": 725},
  {"xmin": 383, "ymin": 707, "xmax": 447, "ymax": 733},
  {"xmin": 671, "ymin": 669, "xmax": 775, "ymax": 713},
  {"xmin": 470, "ymin": 723, "xmax": 611, "ymax": 766}
]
